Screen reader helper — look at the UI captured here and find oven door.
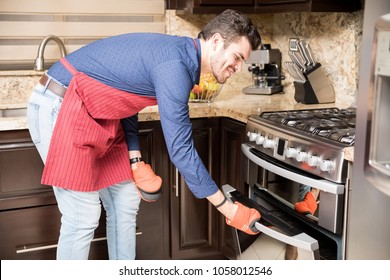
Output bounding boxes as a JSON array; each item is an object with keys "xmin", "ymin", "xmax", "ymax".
[
  {"xmin": 223, "ymin": 183, "xmax": 342, "ymax": 260},
  {"xmin": 223, "ymin": 144, "xmax": 346, "ymax": 260},
  {"xmin": 242, "ymin": 143, "xmax": 345, "ymax": 234},
  {"xmin": 223, "ymin": 184, "xmax": 321, "ymax": 260}
]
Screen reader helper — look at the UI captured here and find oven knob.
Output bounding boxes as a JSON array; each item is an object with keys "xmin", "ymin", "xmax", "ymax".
[
  {"xmin": 320, "ymin": 160, "xmax": 334, "ymax": 172},
  {"xmin": 296, "ymin": 151, "xmax": 308, "ymax": 162},
  {"xmin": 285, "ymin": 147, "xmax": 297, "ymax": 158},
  {"xmin": 263, "ymin": 139, "xmax": 275, "ymax": 149},
  {"xmin": 255, "ymin": 135, "xmax": 265, "ymax": 145},
  {"xmin": 247, "ymin": 131, "xmax": 258, "ymax": 142},
  {"xmin": 308, "ymin": 155, "xmax": 320, "ymax": 167}
]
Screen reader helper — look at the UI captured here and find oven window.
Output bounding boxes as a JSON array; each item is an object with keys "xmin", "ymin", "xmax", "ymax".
[{"xmin": 257, "ymin": 167, "xmax": 319, "ymax": 218}]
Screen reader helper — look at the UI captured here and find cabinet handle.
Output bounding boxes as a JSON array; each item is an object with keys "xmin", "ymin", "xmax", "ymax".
[
  {"xmin": 0, "ymin": 141, "xmax": 35, "ymax": 150},
  {"xmin": 15, "ymin": 234, "xmax": 142, "ymax": 254},
  {"xmin": 16, "ymin": 237, "xmax": 107, "ymax": 254},
  {"xmin": 16, "ymin": 243, "xmax": 58, "ymax": 254},
  {"xmin": 173, "ymin": 167, "xmax": 179, "ymax": 197}
]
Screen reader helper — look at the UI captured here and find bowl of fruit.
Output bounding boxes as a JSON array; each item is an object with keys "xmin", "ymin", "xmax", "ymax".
[{"xmin": 189, "ymin": 73, "xmax": 222, "ymax": 103}]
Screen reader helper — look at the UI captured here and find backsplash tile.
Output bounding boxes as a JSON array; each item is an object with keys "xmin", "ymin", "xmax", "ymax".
[
  {"xmin": 0, "ymin": 10, "xmax": 363, "ymax": 108},
  {"xmin": 0, "ymin": 72, "xmax": 41, "ymax": 108},
  {"xmin": 166, "ymin": 10, "xmax": 363, "ymax": 107}
]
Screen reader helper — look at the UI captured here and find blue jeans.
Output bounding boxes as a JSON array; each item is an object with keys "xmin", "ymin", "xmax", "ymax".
[
  {"xmin": 298, "ymin": 184, "xmax": 311, "ymax": 201},
  {"xmin": 27, "ymin": 81, "xmax": 140, "ymax": 260}
]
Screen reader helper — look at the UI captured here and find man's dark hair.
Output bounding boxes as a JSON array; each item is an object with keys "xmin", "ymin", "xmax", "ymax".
[{"xmin": 198, "ymin": 9, "xmax": 261, "ymax": 50}]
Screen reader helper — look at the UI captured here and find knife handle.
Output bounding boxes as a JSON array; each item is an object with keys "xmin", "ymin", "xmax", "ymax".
[
  {"xmin": 297, "ymin": 40, "xmax": 310, "ymax": 66},
  {"xmin": 304, "ymin": 41, "xmax": 316, "ymax": 65}
]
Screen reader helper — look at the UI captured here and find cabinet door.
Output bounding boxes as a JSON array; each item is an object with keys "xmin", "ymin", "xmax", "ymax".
[
  {"xmin": 0, "ymin": 205, "xmax": 60, "ymax": 260},
  {"xmin": 218, "ymin": 118, "xmax": 246, "ymax": 259},
  {"xmin": 136, "ymin": 121, "xmax": 170, "ymax": 260},
  {"xmin": 173, "ymin": 0, "xmax": 362, "ymax": 13},
  {"xmin": 170, "ymin": 118, "xmax": 223, "ymax": 259}
]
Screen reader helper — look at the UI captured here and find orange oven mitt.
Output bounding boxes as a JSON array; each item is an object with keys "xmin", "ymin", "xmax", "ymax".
[
  {"xmin": 294, "ymin": 191, "xmax": 317, "ymax": 215},
  {"xmin": 226, "ymin": 202, "xmax": 261, "ymax": 235},
  {"xmin": 132, "ymin": 161, "xmax": 162, "ymax": 202}
]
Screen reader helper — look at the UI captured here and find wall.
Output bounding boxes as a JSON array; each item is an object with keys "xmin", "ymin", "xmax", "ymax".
[
  {"xmin": 0, "ymin": 9, "xmax": 363, "ymax": 108},
  {"xmin": 165, "ymin": 10, "xmax": 363, "ymax": 107}
]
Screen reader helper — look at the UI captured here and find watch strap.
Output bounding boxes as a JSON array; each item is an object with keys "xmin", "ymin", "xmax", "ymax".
[{"xmin": 130, "ymin": 157, "xmax": 143, "ymax": 164}]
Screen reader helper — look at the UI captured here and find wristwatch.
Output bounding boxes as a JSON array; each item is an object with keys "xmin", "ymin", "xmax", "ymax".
[{"xmin": 130, "ymin": 157, "xmax": 143, "ymax": 164}]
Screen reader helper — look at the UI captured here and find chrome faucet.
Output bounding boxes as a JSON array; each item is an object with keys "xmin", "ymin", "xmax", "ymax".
[{"xmin": 34, "ymin": 35, "xmax": 67, "ymax": 71}]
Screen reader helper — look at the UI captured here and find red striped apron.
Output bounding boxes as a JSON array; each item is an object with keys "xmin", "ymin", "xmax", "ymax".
[{"xmin": 41, "ymin": 58, "xmax": 157, "ymax": 191}]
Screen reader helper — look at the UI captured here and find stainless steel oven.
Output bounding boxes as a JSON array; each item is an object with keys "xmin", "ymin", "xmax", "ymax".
[{"xmin": 223, "ymin": 107, "xmax": 356, "ymax": 260}]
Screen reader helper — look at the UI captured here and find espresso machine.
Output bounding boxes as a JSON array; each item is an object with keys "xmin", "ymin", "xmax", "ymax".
[{"xmin": 242, "ymin": 45, "xmax": 284, "ymax": 95}]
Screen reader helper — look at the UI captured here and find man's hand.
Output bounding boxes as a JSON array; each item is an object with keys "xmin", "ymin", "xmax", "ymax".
[
  {"xmin": 226, "ymin": 202, "xmax": 261, "ymax": 235},
  {"xmin": 132, "ymin": 161, "xmax": 162, "ymax": 202},
  {"xmin": 207, "ymin": 190, "xmax": 261, "ymax": 235}
]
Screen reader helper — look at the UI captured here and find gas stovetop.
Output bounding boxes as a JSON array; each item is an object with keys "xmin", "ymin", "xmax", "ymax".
[
  {"xmin": 245, "ymin": 107, "xmax": 356, "ymax": 183},
  {"xmin": 259, "ymin": 107, "xmax": 356, "ymax": 145}
]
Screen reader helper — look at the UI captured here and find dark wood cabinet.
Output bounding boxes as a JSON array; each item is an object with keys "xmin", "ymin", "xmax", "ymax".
[
  {"xmin": 0, "ymin": 126, "xmax": 168, "ymax": 260},
  {"xmin": 0, "ymin": 130, "xmax": 58, "ymax": 260},
  {"xmin": 0, "ymin": 130, "xmax": 51, "ymax": 210},
  {"xmin": 170, "ymin": 0, "xmax": 363, "ymax": 14},
  {"xmin": 169, "ymin": 118, "xmax": 224, "ymax": 259},
  {"xmin": 0, "ymin": 117, "xmax": 247, "ymax": 260},
  {"xmin": 219, "ymin": 118, "xmax": 246, "ymax": 193},
  {"xmin": 138, "ymin": 118, "xmax": 244, "ymax": 260},
  {"xmin": 0, "ymin": 130, "xmax": 109, "ymax": 259},
  {"xmin": 218, "ymin": 117, "xmax": 247, "ymax": 259},
  {"xmin": 168, "ymin": 117, "xmax": 247, "ymax": 260},
  {"xmin": 0, "ymin": 205, "xmax": 60, "ymax": 259},
  {"xmin": 136, "ymin": 121, "xmax": 170, "ymax": 260}
]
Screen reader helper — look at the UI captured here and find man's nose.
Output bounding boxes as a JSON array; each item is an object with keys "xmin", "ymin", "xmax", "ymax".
[{"xmin": 235, "ymin": 62, "xmax": 242, "ymax": 73}]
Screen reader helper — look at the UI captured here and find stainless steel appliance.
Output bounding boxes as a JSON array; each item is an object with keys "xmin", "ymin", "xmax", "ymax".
[
  {"xmin": 346, "ymin": 0, "xmax": 390, "ymax": 259},
  {"xmin": 223, "ymin": 107, "xmax": 356, "ymax": 260},
  {"xmin": 242, "ymin": 45, "xmax": 284, "ymax": 95}
]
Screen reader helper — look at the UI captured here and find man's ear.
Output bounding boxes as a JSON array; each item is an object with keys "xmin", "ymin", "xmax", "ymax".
[{"xmin": 211, "ymin": 33, "xmax": 224, "ymax": 51}]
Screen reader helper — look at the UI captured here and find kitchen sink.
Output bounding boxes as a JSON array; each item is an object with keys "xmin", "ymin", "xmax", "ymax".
[{"xmin": 0, "ymin": 108, "xmax": 27, "ymax": 118}]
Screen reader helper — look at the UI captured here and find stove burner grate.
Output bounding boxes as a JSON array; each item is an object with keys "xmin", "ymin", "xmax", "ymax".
[{"xmin": 259, "ymin": 107, "xmax": 356, "ymax": 145}]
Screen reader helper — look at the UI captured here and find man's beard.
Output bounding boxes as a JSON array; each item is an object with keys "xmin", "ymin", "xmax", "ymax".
[{"xmin": 209, "ymin": 49, "xmax": 227, "ymax": 84}]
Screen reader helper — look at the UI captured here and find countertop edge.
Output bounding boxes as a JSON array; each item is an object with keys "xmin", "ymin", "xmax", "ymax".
[{"xmin": 0, "ymin": 90, "xmax": 354, "ymax": 162}]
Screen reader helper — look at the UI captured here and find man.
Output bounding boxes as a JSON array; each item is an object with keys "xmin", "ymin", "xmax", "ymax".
[{"xmin": 26, "ymin": 9, "xmax": 262, "ymax": 260}]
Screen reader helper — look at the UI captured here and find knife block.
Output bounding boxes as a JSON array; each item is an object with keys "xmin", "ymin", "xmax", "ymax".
[{"xmin": 294, "ymin": 63, "xmax": 335, "ymax": 104}]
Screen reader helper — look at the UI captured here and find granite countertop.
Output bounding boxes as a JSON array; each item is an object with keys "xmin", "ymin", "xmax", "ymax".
[
  {"xmin": 0, "ymin": 86, "xmax": 354, "ymax": 162},
  {"xmin": 0, "ymin": 86, "xmax": 339, "ymax": 129}
]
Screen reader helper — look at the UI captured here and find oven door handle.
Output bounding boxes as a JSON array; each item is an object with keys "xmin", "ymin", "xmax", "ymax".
[
  {"xmin": 253, "ymin": 222, "xmax": 319, "ymax": 252},
  {"xmin": 242, "ymin": 144, "xmax": 344, "ymax": 195}
]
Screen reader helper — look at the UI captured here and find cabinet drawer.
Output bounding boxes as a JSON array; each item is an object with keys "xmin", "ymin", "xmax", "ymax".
[
  {"xmin": 0, "ymin": 204, "xmax": 110, "ymax": 260},
  {"xmin": 0, "ymin": 130, "xmax": 49, "ymax": 209},
  {"xmin": 0, "ymin": 204, "xmax": 60, "ymax": 259},
  {"xmin": 0, "ymin": 145, "xmax": 45, "ymax": 194},
  {"xmin": 0, "ymin": 143, "xmax": 55, "ymax": 209}
]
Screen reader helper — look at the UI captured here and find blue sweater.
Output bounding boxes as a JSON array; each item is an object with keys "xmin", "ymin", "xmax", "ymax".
[{"xmin": 47, "ymin": 33, "xmax": 218, "ymax": 198}]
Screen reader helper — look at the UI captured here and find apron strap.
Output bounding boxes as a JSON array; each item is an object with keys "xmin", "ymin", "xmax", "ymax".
[{"xmin": 60, "ymin": 57, "xmax": 78, "ymax": 76}]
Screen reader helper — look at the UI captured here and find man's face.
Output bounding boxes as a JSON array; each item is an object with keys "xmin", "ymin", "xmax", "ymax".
[{"xmin": 210, "ymin": 36, "xmax": 252, "ymax": 84}]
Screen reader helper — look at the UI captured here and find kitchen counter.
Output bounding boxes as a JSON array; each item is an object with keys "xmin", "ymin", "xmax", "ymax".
[{"xmin": 0, "ymin": 85, "xmax": 354, "ymax": 162}]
